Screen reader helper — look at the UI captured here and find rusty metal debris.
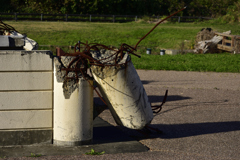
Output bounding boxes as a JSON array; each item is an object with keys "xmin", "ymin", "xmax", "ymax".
[
  {"xmin": 0, "ymin": 20, "xmax": 18, "ymax": 35},
  {"xmin": 54, "ymin": 7, "xmax": 186, "ymax": 129},
  {"xmin": 55, "ymin": 6, "xmax": 186, "ymax": 111},
  {"xmin": 55, "ymin": 42, "xmax": 138, "ymax": 101},
  {"xmin": 0, "ymin": 20, "xmax": 38, "ymax": 50},
  {"xmin": 55, "ymin": 6, "xmax": 186, "ymax": 79}
]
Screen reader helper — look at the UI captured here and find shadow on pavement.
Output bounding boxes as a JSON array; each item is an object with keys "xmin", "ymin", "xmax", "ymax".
[
  {"xmin": 148, "ymin": 95, "xmax": 191, "ymax": 103},
  {"xmin": 93, "ymin": 117, "xmax": 135, "ymax": 144},
  {"xmin": 118, "ymin": 121, "xmax": 240, "ymax": 140}
]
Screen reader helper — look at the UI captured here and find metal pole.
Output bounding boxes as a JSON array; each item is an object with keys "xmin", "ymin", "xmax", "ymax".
[
  {"xmin": 90, "ymin": 15, "xmax": 91, "ymax": 22},
  {"xmin": 113, "ymin": 15, "xmax": 115, "ymax": 23},
  {"xmin": 178, "ymin": 16, "xmax": 181, "ymax": 23},
  {"xmin": 41, "ymin": 13, "xmax": 43, "ymax": 21},
  {"xmin": 14, "ymin": 13, "xmax": 17, "ymax": 21},
  {"xmin": 66, "ymin": 14, "xmax": 68, "ymax": 21}
]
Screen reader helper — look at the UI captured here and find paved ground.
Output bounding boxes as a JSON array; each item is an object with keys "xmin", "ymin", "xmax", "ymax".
[{"xmin": 1, "ymin": 70, "xmax": 240, "ymax": 159}]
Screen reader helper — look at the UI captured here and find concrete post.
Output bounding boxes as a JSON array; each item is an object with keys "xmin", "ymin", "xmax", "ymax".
[
  {"xmin": 91, "ymin": 55, "xmax": 153, "ymax": 130},
  {"xmin": 53, "ymin": 65, "xmax": 93, "ymax": 146},
  {"xmin": 65, "ymin": 14, "xmax": 68, "ymax": 21},
  {"xmin": 178, "ymin": 16, "xmax": 181, "ymax": 23},
  {"xmin": 14, "ymin": 13, "xmax": 17, "ymax": 21}
]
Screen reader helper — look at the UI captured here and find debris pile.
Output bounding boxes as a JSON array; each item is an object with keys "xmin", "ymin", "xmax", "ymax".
[
  {"xmin": 194, "ymin": 28, "xmax": 240, "ymax": 54},
  {"xmin": 54, "ymin": 56, "xmax": 88, "ymax": 99},
  {"xmin": 0, "ymin": 20, "xmax": 38, "ymax": 50},
  {"xmin": 53, "ymin": 6, "xmax": 186, "ymax": 130},
  {"xmin": 195, "ymin": 28, "xmax": 215, "ymax": 44}
]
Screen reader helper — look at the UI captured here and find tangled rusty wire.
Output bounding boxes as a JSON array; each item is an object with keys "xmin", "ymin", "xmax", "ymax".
[
  {"xmin": 56, "ymin": 6, "xmax": 186, "ymax": 80},
  {"xmin": 0, "ymin": 20, "xmax": 18, "ymax": 35},
  {"xmin": 55, "ymin": 7, "xmax": 186, "ymax": 111},
  {"xmin": 55, "ymin": 42, "xmax": 139, "ymax": 104}
]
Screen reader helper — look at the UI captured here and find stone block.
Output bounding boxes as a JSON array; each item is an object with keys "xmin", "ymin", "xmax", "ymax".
[
  {"xmin": 0, "ymin": 110, "xmax": 52, "ymax": 129},
  {"xmin": 0, "ymin": 129, "xmax": 52, "ymax": 146},
  {"xmin": 0, "ymin": 35, "xmax": 25, "ymax": 47},
  {"xmin": 0, "ymin": 50, "xmax": 53, "ymax": 71},
  {"xmin": 0, "ymin": 36, "xmax": 9, "ymax": 47},
  {"xmin": 0, "ymin": 72, "xmax": 52, "ymax": 90},
  {"xmin": 0, "ymin": 91, "xmax": 52, "ymax": 110}
]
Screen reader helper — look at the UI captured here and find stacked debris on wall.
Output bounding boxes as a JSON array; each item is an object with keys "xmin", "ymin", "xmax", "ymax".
[{"xmin": 0, "ymin": 20, "xmax": 38, "ymax": 50}]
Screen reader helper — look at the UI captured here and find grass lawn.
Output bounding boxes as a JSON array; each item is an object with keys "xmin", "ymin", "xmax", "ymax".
[
  {"xmin": 5, "ymin": 20, "xmax": 240, "ymax": 72},
  {"xmin": 131, "ymin": 53, "xmax": 240, "ymax": 73}
]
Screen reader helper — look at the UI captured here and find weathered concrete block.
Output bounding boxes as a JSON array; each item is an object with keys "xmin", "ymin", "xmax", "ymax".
[
  {"xmin": 0, "ymin": 91, "xmax": 52, "ymax": 110},
  {"xmin": 0, "ymin": 110, "xmax": 52, "ymax": 129},
  {"xmin": 0, "ymin": 72, "xmax": 52, "ymax": 90},
  {"xmin": 0, "ymin": 50, "xmax": 52, "ymax": 71},
  {"xmin": 0, "ymin": 50, "xmax": 53, "ymax": 146},
  {"xmin": 0, "ymin": 129, "xmax": 52, "ymax": 146},
  {"xmin": 0, "ymin": 36, "xmax": 9, "ymax": 47},
  {"xmin": 0, "ymin": 35, "xmax": 25, "ymax": 47}
]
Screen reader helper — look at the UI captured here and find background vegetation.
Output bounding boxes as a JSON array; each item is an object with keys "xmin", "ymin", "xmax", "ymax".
[
  {"xmin": 1, "ymin": 0, "xmax": 240, "ymax": 20},
  {"xmin": 7, "ymin": 20, "xmax": 240, "ymax": 50},
  {"xmin": 5, "ymin": 19, "xmax": 240, "ymax": 73}
]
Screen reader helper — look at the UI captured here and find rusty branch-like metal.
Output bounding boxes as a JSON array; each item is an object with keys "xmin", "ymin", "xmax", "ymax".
[
  {"xmin": 55, "ymin": 7, "xmax": 186, "ymax": 112},
  {"xmin": 133, "ymin": 6, "xmax": 187, "ymax": 51},
  {"xmin": 0, "ymin": 20, "xmax": 18, "ymax": 33}
]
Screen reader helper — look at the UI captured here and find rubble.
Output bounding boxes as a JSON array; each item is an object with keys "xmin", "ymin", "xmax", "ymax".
[
  {"xmin": 53, "ymin": 7, "xmax": 187, "ymax": 130},
  {"xmin": 0, "ymin": 20, "xmax": 38, "ymax": 50},
  {"xmin": 54, "ymin": 57, "xmax": 84, "ymax": 99},
  {"xmin": 194, "ymin": 28, "xmax": 240, "ymax": 54}
]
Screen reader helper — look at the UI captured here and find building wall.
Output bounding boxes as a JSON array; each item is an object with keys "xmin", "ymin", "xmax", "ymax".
[{"xmin": 0, "ymin": 50, "xmax": 53, "ymax": 146}]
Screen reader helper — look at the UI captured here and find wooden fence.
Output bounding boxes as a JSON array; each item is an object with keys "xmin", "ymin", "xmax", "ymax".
[{"xmin": 0, "ymin": 12, "xmax": 212, "ymax": 23}]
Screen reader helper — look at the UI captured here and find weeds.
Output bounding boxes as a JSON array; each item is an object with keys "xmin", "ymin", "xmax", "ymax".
[
  {"xmin": 85, "ymin": 149, "xmax": 105, "ymax": 155},
  {"xmin": 27, "ymin": 153, "xmax": 42, "ymax": 157},
  {"xmin": 0, "ymin": 156, "xmax": 6, "ymax": 159}
]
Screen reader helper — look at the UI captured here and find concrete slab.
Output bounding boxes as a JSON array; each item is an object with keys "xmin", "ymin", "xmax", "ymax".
[
  {"xmin": 0, "ymin": 117, "xmax": 148, "ymax": 158},
  {"xmin": 0, "ymin": 35, "xmax": 24, "ymax": 48},
  {"xmin": 0, "ymin": 50, "xmax": 52, "ymax": 71},
  {"xmin": 164, "ymin": 49, "xmax": 194, "ymax": 55}
]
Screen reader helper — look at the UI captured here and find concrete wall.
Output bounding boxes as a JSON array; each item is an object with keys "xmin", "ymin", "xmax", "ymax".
[{"xmin": 0, "ymin": 50, "xmax": 53, "ymax": 146}]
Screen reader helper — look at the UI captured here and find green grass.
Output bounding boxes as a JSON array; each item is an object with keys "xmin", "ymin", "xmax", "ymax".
[
  {"xmin": 27, "ymin": 153, "xmax": 42, "ymax": 157},
  {"xmin": 6, "ymin": 20, "xmax": 240, "ymax": 51},
  {"xmin": 4, "ymin": 20, "xmax": 240, "ymax": 72},
  {"xmin": 131, "ymin": 53, "xmax": 240, "ymax": 73}
]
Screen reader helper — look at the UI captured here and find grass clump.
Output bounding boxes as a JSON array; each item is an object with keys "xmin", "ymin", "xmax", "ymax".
[
  {"xmin": 27, "ymin": 153, "xmax": 42, "ymax": 157},
  {"xmin": 85, "ymin": 149, "xmax": 105, "ymax": 155}
]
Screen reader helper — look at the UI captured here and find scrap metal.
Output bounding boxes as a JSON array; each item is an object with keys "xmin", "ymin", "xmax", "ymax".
[
  {"xmin": 56, "ymin": 7, "xmax": 186, "ymax": 129},
  {"xmin": 55, "ymin": 7, "xmax": 186, "ymax": 114}
]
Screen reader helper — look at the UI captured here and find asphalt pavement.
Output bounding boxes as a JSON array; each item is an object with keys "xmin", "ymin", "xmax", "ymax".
[{"xmin": 1, "ymin": 70, "xmax": 240, "ymax": 160}]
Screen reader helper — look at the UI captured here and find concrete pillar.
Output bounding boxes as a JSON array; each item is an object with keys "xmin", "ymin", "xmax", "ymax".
[
  {"xmin": 91, "ymin": 55, "xmax": 153, "ymax": 130},
  {"xmin": 53, "ymin": 65, "xmax": 93, "ymax": 146}
]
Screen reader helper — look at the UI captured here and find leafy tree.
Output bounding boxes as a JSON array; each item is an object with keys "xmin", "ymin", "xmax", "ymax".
[{"xmin": 3, "ymin": 0, "xmax": 239, "ymax": 18}]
